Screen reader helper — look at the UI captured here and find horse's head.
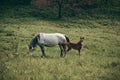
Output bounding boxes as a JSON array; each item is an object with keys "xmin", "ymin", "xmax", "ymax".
[
  {"xmin": 28, "ymin": 44, "xmax": 34, "ymax": 52},
  {"xmin": 29, "ymin": 35, "xmax": 38, "ymax": 52},
  {"xmin": 80, "ymin": 37, "xmax": 84, "ymax": 43}
]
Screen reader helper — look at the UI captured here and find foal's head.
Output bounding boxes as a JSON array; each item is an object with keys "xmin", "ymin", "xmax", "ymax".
[{"xmin": 80, "ymin": 37, "xmax": 84, "ymax": 43}]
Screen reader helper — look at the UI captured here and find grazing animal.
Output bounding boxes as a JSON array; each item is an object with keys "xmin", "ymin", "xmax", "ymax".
[
  {"xmin": 29, "ymin": 33, "xmax": 70, "ymax": 57},
  {"xmin": 66, "ymin": 37, "xmax": 84, "ymax": 56}
]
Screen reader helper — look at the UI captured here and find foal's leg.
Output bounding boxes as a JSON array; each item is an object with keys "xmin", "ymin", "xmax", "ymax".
[
  {"xmin": 59, "ymin": 45, "xmax": 64, "ymax": 57},
  {"xmin": 66, "ymin": 46, "xmax": 72, "ymax": 52},
  {"xmin": 39, "ymin": 45, "xmax": 46, "ymax": 57},
  {"xmin": 78, "ymin": 49, "xmax": 81, "ymax": 56}
]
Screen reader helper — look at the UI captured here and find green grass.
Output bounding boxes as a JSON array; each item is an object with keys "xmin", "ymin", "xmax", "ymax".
[{"xmin": 0, "ymin": 5, "xmax": 120, "ymax": 80}]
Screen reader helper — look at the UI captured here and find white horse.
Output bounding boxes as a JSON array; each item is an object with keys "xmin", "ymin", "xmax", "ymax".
[{"xmin": 29, "ymin": 33, "xmax": 70, "ymax": 57}]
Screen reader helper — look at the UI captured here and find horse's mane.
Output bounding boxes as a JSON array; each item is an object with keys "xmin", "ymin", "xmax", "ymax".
[
  {"xmin": 65, "ymin": 35, "xmax": 70, "ymax": 42},
  {"xmin": 32, "ymin": 34, "xmax": 40, "ymax": 47}
]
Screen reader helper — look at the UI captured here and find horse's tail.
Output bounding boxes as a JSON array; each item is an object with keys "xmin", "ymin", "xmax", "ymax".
[{"xmin": 65, "ymin": 35, "xmax": 70, "ymax": 42}]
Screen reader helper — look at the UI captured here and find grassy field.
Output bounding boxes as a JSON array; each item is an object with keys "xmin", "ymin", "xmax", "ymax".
[{"xmin": 0, "ymin": 5, "xmax": 120, "ymax": 80}]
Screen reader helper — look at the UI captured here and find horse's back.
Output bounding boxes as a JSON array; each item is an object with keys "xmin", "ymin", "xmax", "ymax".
[
  {"xmin": 38, "ymin": 33, "xmax": 66, "ymax": 46},
  {"xmin": 40, "ymin": 33, "xmax": 65, "ymax": 39},
  {"xmin": 40, "ymin": 33, "xmax": 64, "ymax": 36}
]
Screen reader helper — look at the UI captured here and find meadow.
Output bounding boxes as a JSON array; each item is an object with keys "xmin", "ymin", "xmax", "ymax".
[{"xmin": 0, "ymin": 5, "xmax": 120, "ymax": 80}]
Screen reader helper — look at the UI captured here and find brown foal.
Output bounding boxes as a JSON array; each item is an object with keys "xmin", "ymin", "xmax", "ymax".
[{"xmin": 66, "ymin": 37, "xmax": 84, "ymax": 56}]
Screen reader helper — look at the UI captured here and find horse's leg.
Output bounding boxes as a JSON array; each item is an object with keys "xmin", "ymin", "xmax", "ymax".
[
  {"xmin": 39, "ymin": 45, "xmax": 46, "ymax": 57},
  {"xmin": 59, "ymin": 45, "xmax": 63, "ymax": 57},
  {"xmin": 62, "ymin": 44, "xmax": 67, "ymax": 57}
]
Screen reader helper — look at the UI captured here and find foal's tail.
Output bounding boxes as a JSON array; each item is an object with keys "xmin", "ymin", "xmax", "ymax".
[{"xmin": 65, "ymin": 35, "xmax": 70, "ymax": 42}]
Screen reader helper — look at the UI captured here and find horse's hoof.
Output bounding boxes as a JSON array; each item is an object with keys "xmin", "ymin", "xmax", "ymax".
[
  {"xmin": 63, "ymin": 55, "xmax": 66, "ymax": 57},
  {"xmin": 60, "ymin": 55, "xmax": 63, "ymax": 57}
]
